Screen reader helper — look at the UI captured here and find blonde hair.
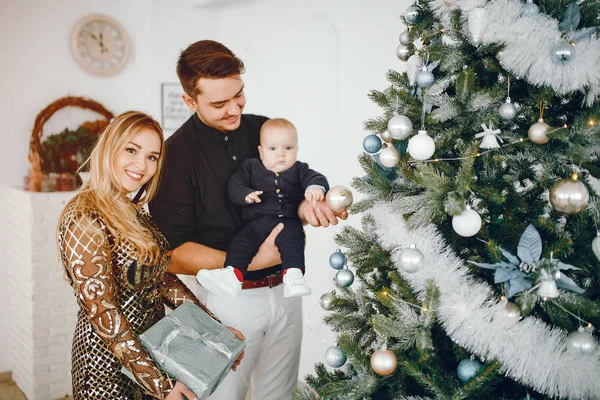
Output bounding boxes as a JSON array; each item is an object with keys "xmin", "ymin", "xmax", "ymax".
[{"xmin": 59, "ymin": 111, "xmax": 165, "ymax": 263}]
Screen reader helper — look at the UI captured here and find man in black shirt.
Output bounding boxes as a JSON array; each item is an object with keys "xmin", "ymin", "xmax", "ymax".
[{"xmin": 149, "ymin": 40, "xmax": 346, "ymax": 400}]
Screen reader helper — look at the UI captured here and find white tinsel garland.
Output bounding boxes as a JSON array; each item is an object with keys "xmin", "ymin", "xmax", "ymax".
[
  {"xmin": 369, "ymin": 204, "xmax": 600, "ymax": 399},
  {"xmin": 452, "ymin": 0, "xmax": 600, "ymax": 106}
]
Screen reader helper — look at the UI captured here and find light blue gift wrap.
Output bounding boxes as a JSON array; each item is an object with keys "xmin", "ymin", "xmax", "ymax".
[{"xmin": 122, "ymin": 300, "xmax": 246, "ymax": 399}]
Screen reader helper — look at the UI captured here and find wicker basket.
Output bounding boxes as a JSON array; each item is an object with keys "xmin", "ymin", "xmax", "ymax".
[{"xmin": 27, "ymin": 96, "xmax": 114, "ymax": 191}]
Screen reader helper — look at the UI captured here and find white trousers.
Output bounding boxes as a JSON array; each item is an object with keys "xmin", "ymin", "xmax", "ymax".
[{"xmin": 204, "ymin": 284, "xmax": 303, "ymax": 400}]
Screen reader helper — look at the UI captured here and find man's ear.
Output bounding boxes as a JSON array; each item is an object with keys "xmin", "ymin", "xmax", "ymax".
[
  {"xmin": 258, "ymin": 145, "xmax": 263, "ymax": 160},
  {"xmin": 182, "ymin": 93, "xmax": 198, "ymax": 112}
]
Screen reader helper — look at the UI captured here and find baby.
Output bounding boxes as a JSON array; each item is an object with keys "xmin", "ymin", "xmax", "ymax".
[{"xmin": 196, "ymin": 118, "xmax": 329, "ymax": 298}]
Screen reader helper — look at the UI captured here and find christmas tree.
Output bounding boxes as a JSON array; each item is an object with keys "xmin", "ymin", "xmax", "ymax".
[{"xmin": 295, "ymin": 0, "xmax": 600, "ymax": 399}]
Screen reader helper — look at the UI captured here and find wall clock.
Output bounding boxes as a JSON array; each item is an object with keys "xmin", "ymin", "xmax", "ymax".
[{"xmin": 70, "ymin": 14, "xmax": 131, "ymax": 77}]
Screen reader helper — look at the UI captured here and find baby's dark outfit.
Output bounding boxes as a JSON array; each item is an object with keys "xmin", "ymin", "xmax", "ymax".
[{"xmin": 226, "ymin": 158, "xmax": 329, "ymax": 275}]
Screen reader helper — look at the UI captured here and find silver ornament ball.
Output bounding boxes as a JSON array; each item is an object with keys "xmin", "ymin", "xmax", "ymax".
[
  {"xmin": 592, "ymin": 232, "xmax": 600, "ymax": 261},
  {"xmin": 325, "ymin": 345, "xmax": 347, "ymax": 368},
  {"xmin": 397, "ymin": 243, "xmax": 424, "ymax": 273},
  {"xmin": 528, "ymin": 118, "xmax": 550, "ymax": 144},
  {"xmin": 520, "ymin": 1, "xmax": 539, "ymax": 17},
  {"xmin": 549, "ymin": 174, "xmax": 590, "ymax": 214},
  {"xmin": 326, "ymin": 185, "xmax": 354, "ymax": 213},
  {"xmin": 551, "ymin": 42, "xmax": 576, "ymax": 65},
  {"xmin": 498, "ymin": 98, "xmax": 517, "ymax": 120},
  {"xmin": 566, "ymin": 328, "xmax": 597, "ymax": 354},
  {"xmin": 404, "ymin": 4, "xmax": 423, "ymax": 24},
  {"xmin": 320, "ymin": 292, "xmax": 336, "ymax": 310},
  {"xmin": 378, "ymin": 146, "xmax": 401, "ymax": 168},
  {"xmin": 416, "ymin": 69, "xmax": 435, "ymax": 88},
  {"xmin": 395, "ymin": 44, "xmax": 411, "ymax": 62},
  {"xmin": 335, "ymin": 268, "xmax": 355, "ymax": 288},
  {"xmin": 387, "ymin": 114, "xmax": 413, "ymax": 140},
  {"xmin": 370, "ymin": 347, "xmax": 397, "ymax": 376},
  {"xmin": 398, "ymin": 31, "xmax": 411, "ymax": 46}
]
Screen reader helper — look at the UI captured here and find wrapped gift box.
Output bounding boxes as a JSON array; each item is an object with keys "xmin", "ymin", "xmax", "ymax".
[{"xmin": 122, "ymin": 300, "xmax": 245, "ymax": 399}]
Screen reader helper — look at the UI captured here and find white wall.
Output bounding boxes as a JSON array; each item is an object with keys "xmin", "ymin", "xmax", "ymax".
[{"xmin": 0, "ymin": 0, "xmax": 408, "ymax": 382}]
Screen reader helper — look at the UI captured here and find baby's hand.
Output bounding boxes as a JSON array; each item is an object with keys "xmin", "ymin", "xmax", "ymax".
[
  {"xmin": 305, "ymin": 187, "xmax": 325, "ymax": 203},
  {"xmin": 245, "ymin": 191, "xmax": 263, "ymax": 203}
]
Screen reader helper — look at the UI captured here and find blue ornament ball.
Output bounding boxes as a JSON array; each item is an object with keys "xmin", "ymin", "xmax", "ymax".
[
  {"xmin": 325, "ymin": 346, "xmax": 347, "ymax": 368},
  {"xmin": 363, "ymin": 134, "xmax": 383, "ymax": 154},
  {"xmin": 550, "ymin": 42, "xmax": 576, "ymax": 65},
  {"xmin": 329, "ymin": 251, "xmax": 346, "ymax": 270},
  {"xmin": 519, "ymin": 2, "xmax": 539, "ymax": 17},
  {"xmin": 457, "ymin": 359, "xmax": 482, "ymax": 383}
]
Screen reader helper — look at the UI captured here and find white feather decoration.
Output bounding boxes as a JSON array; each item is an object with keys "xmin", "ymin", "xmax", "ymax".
[
  {"xmin": 456, "ymin": 0, "xmax": 600, "ymax": 106},
  {"xmin": 468, "ymin": 8, "xmax": 490, "ymax": 45},
  {"xmin": 369, "ymin": 204, "xmax": 600, "ymax": 399}
]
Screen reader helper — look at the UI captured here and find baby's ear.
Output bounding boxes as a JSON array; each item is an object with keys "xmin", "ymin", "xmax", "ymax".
[{"xmin": 258, "ymin": 145, "xmax": 263, "ymax": 159}]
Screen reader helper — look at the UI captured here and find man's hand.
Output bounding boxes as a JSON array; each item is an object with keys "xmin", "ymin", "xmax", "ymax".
[
  {"xmin": 298, "ymin": 199, "xmax": 348, "ymax": 227},
  {"xmin": 247, "ymin": 223, "xmax": 283, "ymax": 271},
  {"xmin": 245, "ymin": 190, "xmax": 263, "ymax": 203},
  {"xmin": 226, "ymin": 326, "xmax": 246, "ymax": 371},
  {"xmin": 305, "ymin": 187, "xmax": 325, "ymax": 203}
]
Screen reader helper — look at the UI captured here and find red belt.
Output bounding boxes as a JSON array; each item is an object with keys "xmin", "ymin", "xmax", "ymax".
[{"xmin": 242, "ymin": 273, "xmax": 284, "ymax": 290}]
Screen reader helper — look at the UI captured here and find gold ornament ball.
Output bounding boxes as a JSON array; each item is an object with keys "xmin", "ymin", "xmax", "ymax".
[
  {"xmin": 380, "ymin": 130, "xmax": 393, "ymax": 143},
  {"xmin": 499, "ymin": 301, "xmax": 521, "ymax": 324},
  {"xmin": 326, "ymin": 185, "xmax": 354, "ymax": 213},
  {"xmin": 528, "ymin": 118, "xmax": 550, "ymax": 144},
  {"xmin": 370, "ymin": 348, "xmax": 397, "ymax": 376},
  {"xmin": 379, "ymin": 146, "xmax": 401, "ymax": 168},
  {"xmin": 549, "ymin": 173, "xmax": 590, "ymax": 214}
]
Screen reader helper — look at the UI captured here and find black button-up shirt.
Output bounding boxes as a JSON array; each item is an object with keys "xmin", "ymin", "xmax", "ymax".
[{"xmin": 149, "ymin": 113, "xmax": 282, "ymax": 280}]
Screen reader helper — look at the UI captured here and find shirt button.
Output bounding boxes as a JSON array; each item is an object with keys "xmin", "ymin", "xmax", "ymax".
[
  {"xmin": 278, "ymin": 200, "xmax": 282, "ymax": 203},
  {"xmin": 232, "ymin": 156, "xmax": 237, "ymax": 160},
  {"xmin": 274, "ymin": 179, "xmax": 278, "ymax": 184},
  {"xmin": 278, "ymin": 214, "xmax": 283, "ymax": 218},
  {"xmin": 278, "ymin": 194, "xmax": 283, "ymax": 198},
  {"xmin": 224, "ymin": 136, "xmax": 229, "ymax": 141},
  {"xmin": 275, "ymin": 172, "xmax": 280, "ymax": 177},
  {"xmin": 276, "ymin": 188, "xmax": 281, "ymax": 193}
]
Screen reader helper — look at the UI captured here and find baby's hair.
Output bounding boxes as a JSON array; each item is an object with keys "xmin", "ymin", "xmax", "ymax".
[{"xmin": 260, "ymin": 118, "xmax": 297, "ymax": 142}]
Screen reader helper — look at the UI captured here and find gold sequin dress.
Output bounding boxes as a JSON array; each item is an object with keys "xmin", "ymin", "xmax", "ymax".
[{"xmin": 58, "ymin": 201, "xmax": 202, "ymax": 400}]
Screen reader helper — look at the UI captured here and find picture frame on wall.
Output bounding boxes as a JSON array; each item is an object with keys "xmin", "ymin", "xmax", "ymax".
[{"xmin": 161, "ymin": 82, "xmax": 192, "ymax": 131}]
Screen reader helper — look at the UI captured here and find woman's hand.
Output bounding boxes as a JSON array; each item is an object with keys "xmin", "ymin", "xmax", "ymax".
[
  {"xmin": 298, "ymin": 199, "xmax": 348, "ymax": 227},
  {"xmin": 165, "ymin": 381, "xmax": 195, "ymax": 400},
  {"xmin": 226, "ymin": 326, "xmax": 246, "ymax": 371}
]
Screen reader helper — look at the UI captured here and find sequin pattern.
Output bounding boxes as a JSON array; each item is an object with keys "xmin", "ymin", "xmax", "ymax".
[{"xmin": 58, "ymin": 203, "xmax": 203, "ymax": 399}]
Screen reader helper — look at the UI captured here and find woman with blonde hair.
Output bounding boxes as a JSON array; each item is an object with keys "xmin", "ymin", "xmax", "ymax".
[{"xmin": 57, "ymin": 111, "xmax": 243, "ymax": 399}]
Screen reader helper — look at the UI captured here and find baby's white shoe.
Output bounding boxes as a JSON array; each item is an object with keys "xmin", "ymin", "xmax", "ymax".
[
  {"xmin": 196, "ymin": 266, "xmax": 242, "ymax": 299},
  {"xmin": 283, "ymin": 268, "xmax": 311, "ymax": 298}
]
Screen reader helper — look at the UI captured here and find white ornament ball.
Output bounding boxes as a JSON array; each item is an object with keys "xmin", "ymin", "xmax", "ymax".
[
  {"xmin": 592, "ymin": 232, "xmax": 600, "ymax": 261},
  {"xmin": 551, "ymin": 42, "xmax": 576, "ymax": 65},
  {"xmin": 396, "ymin": 44, "xmax": 411, "ymax": 62},
  {"xmin": 379, "ymin": 146, "xmax": 401, "ymax": 168},
  {"xmin": 407, "ymin": 130, "xmax": 435, "ymax": 160},
  {"xmin": 452, "ymin": 205, "xmax": 482, "ymax": 237},
  {"xmin": 370, "ymin": 347, "xmax": 397, "ymax": 376},
  {"xmin": 326, "ymin": 185, "xmax": 354, "ymax": 213},
  {"xmin": 498, "ymin": 98, "xmax": 517, "ymax": 120},
  {"xmin": 399, "ymin": 31, "xmax": 411, "ymax": 46},
  {"xmin": 397, "ymin": 244, "xmax": 424, "ymax": 273},
  {"xmin": 549, "ymin": 174, "xmax": 590, "ymax": 214},
  {"xmin": 520, "ymin": 1, "xmax": 539, "ymax": 17},
  {"xmin": 416, "ymin": 68, "xmax": 434, "ymax": 88},
  {"xmin": 325, "ymin": 345, "xmax": 347, "ymax": 368},
  {"xmin": 566, "ymin": 328, "xmax": 597, "ymax": 354},
  {"xmin": 499, "ymin": 301, "xmax": 521, "ymax": 324},
  {"xmin": 387, "ymin": 114, "xmax": 413, "ymax": 140},
  {"xmin": 528, "ymin": 118, "xmax": 550, "ymax": 144}
]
